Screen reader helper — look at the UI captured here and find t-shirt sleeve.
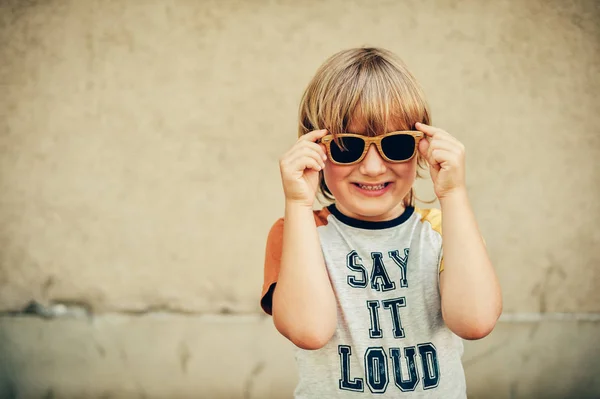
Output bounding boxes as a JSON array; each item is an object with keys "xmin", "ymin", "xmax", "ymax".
[
  {"xmin": 427, "ymin": 208, "xmax": 444, "ymax": 274},
  {"xmin": 260, "ymin": 218, "xmax": 284, "ymax": 315}
]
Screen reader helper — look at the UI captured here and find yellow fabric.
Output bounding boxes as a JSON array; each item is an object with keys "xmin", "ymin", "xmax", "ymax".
[{"xmin": 414, "ymin": 207, "xmax": 444, "ymax": 273}]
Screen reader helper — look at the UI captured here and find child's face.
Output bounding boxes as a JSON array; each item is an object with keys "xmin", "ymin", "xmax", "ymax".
[{"xmin": 323, "ymin": 118, "xmax": 418, "ymax": 222}]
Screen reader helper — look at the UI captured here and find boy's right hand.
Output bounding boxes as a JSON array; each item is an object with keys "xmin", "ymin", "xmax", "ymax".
[{"xmin": 279, "ymin": 129, "xmax": 329, "ymax": 207}]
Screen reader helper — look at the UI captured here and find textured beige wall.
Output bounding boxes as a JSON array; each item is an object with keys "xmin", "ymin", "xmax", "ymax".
[{"xmin": 0, "ymin": 0, "xmax": 598, "ymax": 398}]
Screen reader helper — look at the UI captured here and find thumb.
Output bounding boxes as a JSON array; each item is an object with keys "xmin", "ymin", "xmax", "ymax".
[
  {"xmin": 419, "ymin": 138, "xmax": 439, "ymax": 180},
  {"xmin": 418, "ymin": 137, "xmax": 429, "ymax": 158},
  {"xmin": 418, "ymin": 137, "xmax": 436, "ymax": 167},
  {"xmin": 429, "ymin": 160, "xmax": 440, "ymax": 181}
]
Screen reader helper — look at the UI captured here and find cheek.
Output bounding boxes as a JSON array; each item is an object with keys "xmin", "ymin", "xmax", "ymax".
[
  {"xmin": 323, "ymin": 164, "xmax": 353, "ymax": 189},
  {"xmin": 390, "ymin": 159, "xmax": 418, "ymax": 178}
]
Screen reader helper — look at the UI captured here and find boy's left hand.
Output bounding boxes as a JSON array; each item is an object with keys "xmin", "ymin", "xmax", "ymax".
[{"xmin": 415, "ymin": 122, "xmax": 466, "ymax": 200}]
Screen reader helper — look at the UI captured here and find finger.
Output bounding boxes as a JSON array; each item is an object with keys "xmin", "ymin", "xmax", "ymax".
[
  {"xmin": 319, "ymin": 142, "xmax": 327, "ymax": 155},
  {"xmin": 430, "ymin": 148, "xmax": 461, "ymax": 168},
  {"xmin": 289, "ymin": 148, "xmax": 327, "ymax": 170},
  {"xmin": 289, "ymin": 154, "xmax": 323, "ymax": 173},
  {"xmin": 296, "ymin": 140, "xmax": 328, "ymax": 161},
  {"xmin": 299, "ymin": 129, "xmax": 329, "ymax": 142},
  {"xmin": 429, "ymin": 130, "xmax": 462, "ymax": 148},
  {"xmin": 292, "ymin": 146, "xmax": 327, "ymax": 168},
  {"xmin": 414, "ymin": 122, "xmax": 438, "ymax": 137},
  {"xmin": 280, "ymin": 154, "xmax": 321, "ymax": 175},
  {"xmin": 415, "ymin": 122, "xmax": 452, "ymax": 139},
  {"xmin": 282, "ymin": 139, "xmax": 326, "ymax": 163},
  {"xmin": 427, "ymin": 152, "xmax": 441, "ymax": 175},
  {"xmin": 426, "ymin": 138, "xmax": 463, "ymax": 158},
  {"xmin": 419, "ymin": 138, "xmax": 438, "ymax": 166}
]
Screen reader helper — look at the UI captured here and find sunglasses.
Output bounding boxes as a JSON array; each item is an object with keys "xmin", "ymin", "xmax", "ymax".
[{"xmin": 320, "ymin": 131, "xmax": 424, "ymax": 165}]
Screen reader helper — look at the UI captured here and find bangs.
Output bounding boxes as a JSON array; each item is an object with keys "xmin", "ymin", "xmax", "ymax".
[{"xmin": 350, "ymin": 60, "xmax": 429, "ymax": 136}]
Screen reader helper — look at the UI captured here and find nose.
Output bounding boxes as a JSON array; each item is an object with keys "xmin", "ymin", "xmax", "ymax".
[{"xmin": 358, "ymin": 144, "xmax": 386, "ymax": 176}]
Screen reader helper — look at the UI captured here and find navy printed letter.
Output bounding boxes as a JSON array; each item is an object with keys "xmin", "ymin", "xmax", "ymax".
[
  {"xmin": 346, "ymin": 250, "xmax": 367, "ymax": 288},
  {"xmin": 418, "ymin": 343, "xmax": 440, "ymax": 389},
  {"xmin": 366, "ymin": 300, "xmax": 383, "ymax": 338},
  {"xmin": 388, "ymin": 249, "xmax": 409, "ymax": 288},
  {"xmin": 370, "ymin": 252, "xmax": 396, "ymax": 291},
  {"xmin": 364, "ymin": 347, "xmax": 389, "ymax": 394},
  {"xmin": 390, "ymin": 347, "xmax": 419, "ymax": 391},
  {"xmin": 382, "ymin": 297, "xmax": 407, "ymax": 338},
  {"xmin": 338, "ymin": 345, "xmax": 364, "ymax": 392}
]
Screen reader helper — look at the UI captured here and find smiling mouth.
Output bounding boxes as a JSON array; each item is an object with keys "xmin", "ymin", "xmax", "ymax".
[{"xmin": 353, "ymin": 182, "xmax": 390, "ymax": 191}]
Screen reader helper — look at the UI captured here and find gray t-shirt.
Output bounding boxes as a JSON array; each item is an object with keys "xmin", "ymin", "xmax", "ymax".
[{"xmin": 261, "ymin": 205, "xmax": 466, "ymax": 398}]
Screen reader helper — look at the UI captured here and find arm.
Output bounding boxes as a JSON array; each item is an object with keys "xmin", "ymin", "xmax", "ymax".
[
  {"xmin": 269, "ymin": 128, "xmax": 337, "ymax": 350},
  {"xmin": 272, "ymin": 202, "xmax": 337, "ymax": 350},
  {"xmin": 439, "ymin": 190, "xmax": 502, "ymax": 340},
  {"xmin": 415, "ymin": 122, "xmax": 502, "ymax": 340}
]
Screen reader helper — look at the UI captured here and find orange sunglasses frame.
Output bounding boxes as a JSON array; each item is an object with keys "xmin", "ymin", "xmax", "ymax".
[{"xmin": 320, "ymin": 131, "xmax": 425, "ymax": 165}]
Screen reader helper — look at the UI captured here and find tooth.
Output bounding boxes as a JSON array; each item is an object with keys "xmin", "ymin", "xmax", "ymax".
[{"xmin": 359, "ymin": 184, "xmax": 384, "ymax": 190}]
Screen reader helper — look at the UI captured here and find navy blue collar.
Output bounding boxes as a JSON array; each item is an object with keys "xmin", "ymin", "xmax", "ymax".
[{"xmin": 327, "ymin": 204, "xmax": 414, "ymax": 230}]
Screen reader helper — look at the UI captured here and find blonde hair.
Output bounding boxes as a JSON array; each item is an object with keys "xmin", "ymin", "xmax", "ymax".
[{"xmin": 298, "ymin": 47, "xmax": 432, "ymax": 207}]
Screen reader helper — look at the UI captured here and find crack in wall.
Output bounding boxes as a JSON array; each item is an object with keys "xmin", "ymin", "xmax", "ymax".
[
  {"xmin": 2, "ymin": 302, "xmax": 600, "ymax": 321},
  {"xmin": 243, "ymin": 362, "xmax": 265, "ymax": 399},
  {"xmin": 0, "ymin": 300, "xmax": 246, "ymax": 318}
]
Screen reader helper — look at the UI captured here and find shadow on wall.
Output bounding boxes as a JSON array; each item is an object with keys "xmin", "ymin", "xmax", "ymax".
[
  {"xmin": 0, "ymin": 318, "xmax": 26, "ymax": 398},
  {"xmin": 525, "ymin": 320, "xmax": 600, "ymax": 399},
  {"xmin": 465, "ymin": 319, "xmax": 600, "ymax": 399}
]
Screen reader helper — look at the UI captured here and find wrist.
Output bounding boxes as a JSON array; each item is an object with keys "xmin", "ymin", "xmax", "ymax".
[
  {"xmin": 285, "ymin": 199, "xmax": 315, "ymax": 211},
  {"xmin": 438, "ymin": 188, "xmax": 469, "ymax": 207}
]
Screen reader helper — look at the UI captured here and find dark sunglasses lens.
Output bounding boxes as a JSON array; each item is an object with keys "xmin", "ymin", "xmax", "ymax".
[
  {"xmin": 330, "ymin": 137, "xmax": 365, "ymax": 163},
  {"xmin": 381, "ymin": 135, "xmax": 416, "ymax": 161}
]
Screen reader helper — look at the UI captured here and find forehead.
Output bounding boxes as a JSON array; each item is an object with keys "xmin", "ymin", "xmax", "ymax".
[{"xmin": 346, "ymin": 113, "xmax": 407, "ymax": 135}]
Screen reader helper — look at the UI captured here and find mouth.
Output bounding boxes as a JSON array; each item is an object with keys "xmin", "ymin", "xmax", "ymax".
[{"xmin": 351, "ymin": 182, "xmax": 393, "ymax": 197}]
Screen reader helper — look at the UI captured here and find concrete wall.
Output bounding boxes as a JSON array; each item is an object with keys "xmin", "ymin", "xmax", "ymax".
[{"xmin": 0, "ymin": 0, "xmax": 598, "ymax": 397}]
